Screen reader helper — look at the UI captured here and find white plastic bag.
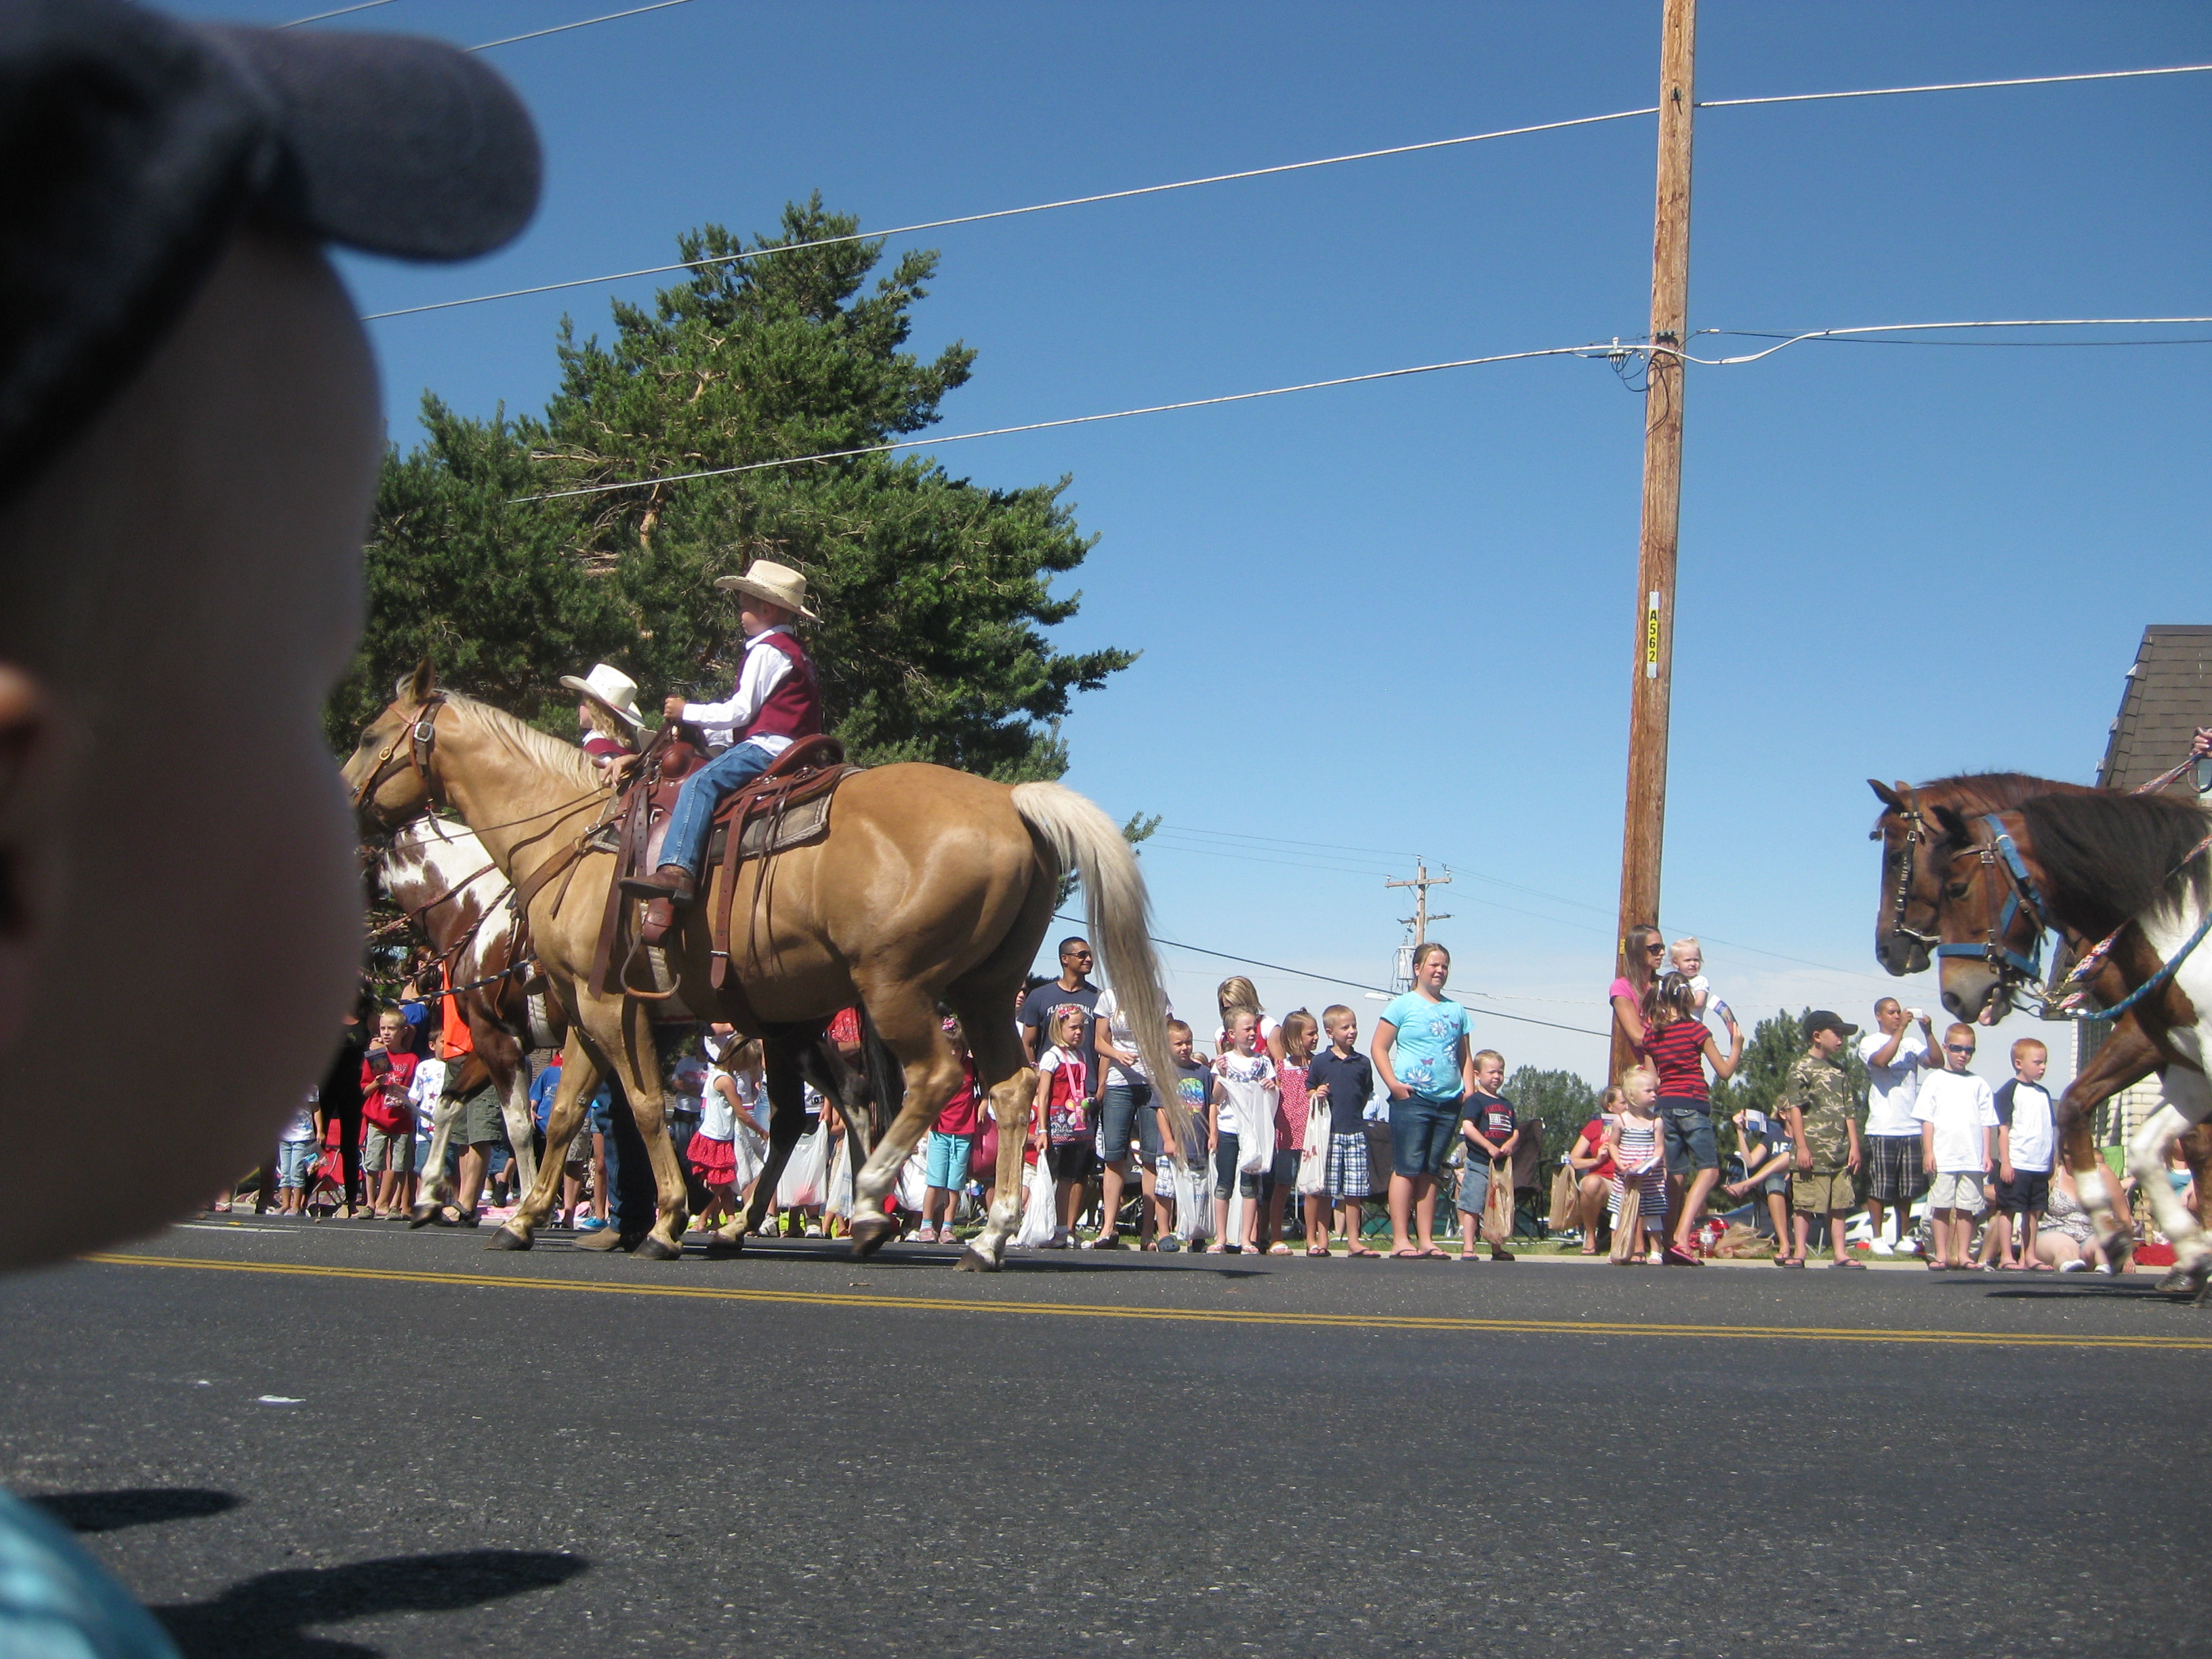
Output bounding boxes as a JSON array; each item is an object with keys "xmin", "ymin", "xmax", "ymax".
[
  {"xmin": 896, "ymin": 1145, "xmax": 930, "ymax": 1212},
  {"xmin": 1296, "ymin": 1100, "xmax": 1330, "ymax": 1196},
  {"xmin": 1012, "ymin": 1156, "xmax": 1058, "ymax": 1249},
  {"xmin": 1237, "ymin": 1107, "xmax": 1275, "ymax": 1174},
  {"xmin": 775, "ymin": 1128, "xmax": 827, "ymax": 1210},
  {"xmin": 824, "ymin": 1133, "xmax": 855, "ymax": 1220},
  {"xmin": 1173, "ymin": 1158, "xmax": 1214, "ymax": 1243}
]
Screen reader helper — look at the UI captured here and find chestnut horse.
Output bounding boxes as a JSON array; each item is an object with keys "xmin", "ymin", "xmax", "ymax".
[
  {"xmin": 375, "ymin": 816, "xmax": 559, "ymax": 1221},
  {"xmin": 1918, "ymin": 788, "xmax": 2212, "ymax": 1294},
  {"xmin": 342, "ymin": 663, "xmax": 1181, "ymax": 1267}
]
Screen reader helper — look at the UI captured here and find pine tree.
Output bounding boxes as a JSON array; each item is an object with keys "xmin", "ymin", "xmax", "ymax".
[{"xmin": 329, "ymin": 196, "xmax": 1134, "ymax": 779}]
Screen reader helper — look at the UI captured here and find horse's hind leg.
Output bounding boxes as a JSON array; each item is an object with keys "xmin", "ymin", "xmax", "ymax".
[
  {"xmin": 942, "ymin": 978, "xmax": 1039, "ymax": 1272},
  {"xmin": 2125, "ymin": 1092, "xmax": 2211, "ymax": 1295},
  {"xmin": 847, "ymin": 989, "xmax": 962, "ymax": 1258}
]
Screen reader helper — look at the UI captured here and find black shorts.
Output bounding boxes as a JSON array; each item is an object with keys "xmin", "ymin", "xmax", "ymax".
[
  {"xmin": 1997, "ymin": 1168, "xmax": 2051, "ymax": 1216},
  {"xmin": 1046, "ymin": 1141, "xmax": 1096, "ymax": 1183}
]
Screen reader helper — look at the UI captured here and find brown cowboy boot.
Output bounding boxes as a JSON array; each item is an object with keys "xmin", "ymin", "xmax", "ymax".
[{"xmin": 618, "ymin": 863, "xmax": 697, "ymax": 904}]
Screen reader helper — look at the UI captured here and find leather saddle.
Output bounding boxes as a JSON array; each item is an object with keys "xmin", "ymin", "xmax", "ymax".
[{"xmin": 593, "ymin": 731, "xmax": 858, "ymax": 1004}]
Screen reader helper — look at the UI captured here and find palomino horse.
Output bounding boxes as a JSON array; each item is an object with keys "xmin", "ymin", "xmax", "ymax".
[
  {"xmin": 1919, "ymin": 788, "xmax": 2212, "ymax": 1295},
  {"xmin": 375, "ymin": 817, "xmax": 558, "ymax": 1221},
  {"xmin": 342, "ymin": 663, "xmax": 1181, "ymax": 1266}
]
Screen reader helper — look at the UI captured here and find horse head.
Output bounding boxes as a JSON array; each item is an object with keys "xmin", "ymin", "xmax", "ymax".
[
  {"xmin": 1924, "ymin": 803, "xmax": 2047, "ymax": 1026},
  {"xmin": 340, "ymin": 658, "xmax": 443, "ymax": 833},
  {"xmin": 1868, "ymin": 779, "xmax": 1940, "ymax": 975}
]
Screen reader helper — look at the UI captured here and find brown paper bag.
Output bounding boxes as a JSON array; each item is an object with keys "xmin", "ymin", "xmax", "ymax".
[{"xmin": 1481, "ymin": 1158, "xmax": 1515, "ymax": 1247}]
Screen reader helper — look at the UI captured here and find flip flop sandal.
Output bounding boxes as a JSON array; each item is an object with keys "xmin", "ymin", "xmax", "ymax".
[
  {"xmin": 1389, "ymin": 1248, "xmax": 1425, "ymax": 1259},
  {"xmin": 1306, "ymin": 1246, "xmax": 1330, "ymax": 1258}
]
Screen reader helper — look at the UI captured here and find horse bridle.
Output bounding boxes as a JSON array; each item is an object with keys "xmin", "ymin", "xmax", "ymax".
[
  {"xmin": 1881, "ymin": 799, "xmax": 1940, "ymax": 958},
  {"xmin": 350, "ymin": 694, "xmax": 448, "ymax": 817},
  {"xmin": 1934, "ymin": 812, "xmax": 2053, "ymax": 991}
]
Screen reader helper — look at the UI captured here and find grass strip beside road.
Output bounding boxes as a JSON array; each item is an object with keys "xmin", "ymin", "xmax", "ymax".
[{"xmin": 80, "ymin": 1252, "xmax": 2212, "ymax": 1351}]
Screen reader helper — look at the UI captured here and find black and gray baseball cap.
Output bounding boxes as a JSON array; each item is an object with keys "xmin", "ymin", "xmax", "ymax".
[
  {"xmin": 1803, "ymin": 1010, "xmax": 1859, "ymax": 1042},
  {"xmin": 0, "ymin": 0, "xmax": 543, "ymax": 506}
]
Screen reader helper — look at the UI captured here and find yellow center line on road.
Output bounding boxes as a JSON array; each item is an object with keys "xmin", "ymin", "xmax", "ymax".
[{"xmin": 80, "ymin": 1252, "xmax": 2212, "ymax": 1351}]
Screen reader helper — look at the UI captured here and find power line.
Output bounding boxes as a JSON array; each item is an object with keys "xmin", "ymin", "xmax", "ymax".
[
  {"xmin": 507, "ymin": 343, "xmax": 1609, "ymax": 502},
  {"xmin": 1708, "ymin": 329, "xmax": 2212, "ymax": 350},
  {"xmin": 361, "ymin": 105, "xmax": 1657, "ymax": 321},
  {"xmin": 278, "ymin": 0, "xmax": 398, "ymax": 24},
  {"xmin": 1698, "ymin": 60, "xmax": 2212, "ymax": 111},
  {"xmin": 466, "ymin": 0, "xmax": 693, "ymax": 52},
  {"xmin": 1050, "ymin": 915, "xmax": 1608, "ymax": 1042},
  {"xmin": 507, "ymin": 316, "xmax": 2212, "ymax": 504},
  {"xmin": 363, "ymin": 56, "xmax": 2212, "ymax": 325}
]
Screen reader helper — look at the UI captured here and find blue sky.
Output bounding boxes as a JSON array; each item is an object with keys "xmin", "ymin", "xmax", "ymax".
[{"xmin": 192, "ymin": 0, "xmax": 2211, "ymax": 1086}]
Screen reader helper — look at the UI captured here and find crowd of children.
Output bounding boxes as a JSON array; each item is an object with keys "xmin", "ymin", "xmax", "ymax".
[{"xmin": 213, "ymin": 937, "xmax": 2196, "ymax": 1273}]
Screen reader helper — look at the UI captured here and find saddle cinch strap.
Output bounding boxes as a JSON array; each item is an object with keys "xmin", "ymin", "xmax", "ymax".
[{"xmin": 709, "ymin": 736, "xmax": 855, "ymax": 991}]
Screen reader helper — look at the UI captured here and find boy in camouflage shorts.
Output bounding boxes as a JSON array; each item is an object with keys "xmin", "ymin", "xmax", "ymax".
[{"xmin": 1781, "ymin": 1012, "xmax": 1866, "ymax": 1269}]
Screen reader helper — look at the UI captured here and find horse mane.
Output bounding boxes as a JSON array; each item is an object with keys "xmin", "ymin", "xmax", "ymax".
[
  {"xmin": 1914, "ymin": 772, "xmax": 2091, "ymax": 815},
  {"xmin": 440, "ymin": 693, "xmax": 604, "ymax": 794},
  {"xmin": 2018, "ymin": 790, "xmax": 2212, "ymax": 934}
]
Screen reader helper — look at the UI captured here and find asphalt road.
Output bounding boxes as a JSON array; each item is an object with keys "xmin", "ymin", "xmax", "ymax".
[{"xmin": 4, "ymin": 1218, "xmax": 2211, "ymax": 1658}]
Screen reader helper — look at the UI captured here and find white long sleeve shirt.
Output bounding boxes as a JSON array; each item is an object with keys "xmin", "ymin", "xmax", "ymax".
[{"xmin": 681, "ymin": 627, "xmax": 798, "ymax": 756}]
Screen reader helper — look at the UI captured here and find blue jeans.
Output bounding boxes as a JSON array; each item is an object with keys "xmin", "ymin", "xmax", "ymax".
[
  {"xmin": 658, "ymin": 740, "xmax": 776, "ymax": 877},
  {"xmin": 1388, "ymin": 1097, "xmax": 1461, "ymax": 1179}
]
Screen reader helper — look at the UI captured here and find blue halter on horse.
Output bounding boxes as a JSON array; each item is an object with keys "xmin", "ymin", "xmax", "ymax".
[{"xmin": 1937, "ymin": 813, "xmax": 2052, "ymax": 984}]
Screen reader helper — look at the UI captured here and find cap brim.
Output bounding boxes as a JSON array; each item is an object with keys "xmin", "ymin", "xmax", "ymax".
[{"xmin": 204, "ymin": 22, "xmax": 540, "ymax": 262}]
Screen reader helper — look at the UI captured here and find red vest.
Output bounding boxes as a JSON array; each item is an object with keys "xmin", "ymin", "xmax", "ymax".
[{"xmin": 746, "ymin": 630, "xmax": 823, "ymax": 741}]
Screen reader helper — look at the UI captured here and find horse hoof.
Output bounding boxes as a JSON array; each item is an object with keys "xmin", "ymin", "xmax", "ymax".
[
  {"xmin": 955, "ymin": 1246, "xmax": 1001, "ymax": 1274},
  {"xmin": 407, "ymin": 1204, "xmax": 439, "ymax": 1230},
  {"xmin": 703, "ymin": 1236, "xmax": 745, "ymax": 1260},
  {"xmin": 636, "ymin": 1234, "xmax": 682, "ymax": 1261},
  {"xmin": 849, "ymin": 1213, "xmax": 898, "ymax": 1258},
  {"xmin": 487, "ymin": 1226, "xmax": 533, "ymax": 1252}
]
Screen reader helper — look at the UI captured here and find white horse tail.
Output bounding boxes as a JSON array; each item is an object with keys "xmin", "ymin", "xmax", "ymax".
[{"xmin": 1010, "ymin": 781, "xmax": 1183, "ymax": 1142}]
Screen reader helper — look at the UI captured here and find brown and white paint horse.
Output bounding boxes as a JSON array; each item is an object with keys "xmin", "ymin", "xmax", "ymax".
[
  {"xmin": 1869, "ymin": 773, "xmax": 2187, "ymax": 1244},
  {"xmin": 342, "ymin": 663, "xmax": 1181, "ymax": 1267},
  {"xmin": 375, "ymin": 816, "xmax": 559, "ymax": 1221},
  {"xmin": 1917, "ymin": 787, "xmax": 2212, "ymax": 1294}
]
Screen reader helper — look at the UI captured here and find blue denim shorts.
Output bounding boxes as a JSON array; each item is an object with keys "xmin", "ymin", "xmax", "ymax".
[
  {"xmin": 1389, "ymin": 1097, "xmax": 1460, "ymax": 1179},
  {"xmin": 1099, "ymin": 1081, "xmax": 1160, "ymax": 1164},
  {"xmin": 276, "ymin": 1139, "xmax": 314, "ymax": 1190},
  {"xmin": 1660, "ymin": 1100, "xmax": 1718, "ymax": 1177},
  {"xmin": 924, "ymin": 1130, "xmax": 973, "ymax": 1190}
]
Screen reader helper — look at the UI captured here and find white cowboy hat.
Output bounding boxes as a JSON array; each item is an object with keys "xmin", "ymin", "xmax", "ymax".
[
  {"xmin": 557, "ymin": 663, "xmax": 645, "ymax": 732},
  {"xmin": 714, "ymin": 558, "xmax": 821, "ymax": 621}
]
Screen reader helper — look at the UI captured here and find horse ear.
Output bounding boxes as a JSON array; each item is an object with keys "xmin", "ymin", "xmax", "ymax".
[
  {"xmin": 1931, "ymin": 804, "xmax": 1971, "ymax": 844},
  {"xmin": 1868, "ymin": 779, "xmax": 1906, "ymax": 811},
  {"xmin": 403, "ymin": 658, "xmax": 437, "ymax": 705}
]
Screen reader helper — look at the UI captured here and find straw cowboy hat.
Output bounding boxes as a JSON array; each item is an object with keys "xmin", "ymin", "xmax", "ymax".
[
  {"xmin": 557, "ymin": 663, "xmax": 646, "ymax": 733},
  {"xmin": 714, "ymin": 558, "xmax": 821, "ymax": 621}
]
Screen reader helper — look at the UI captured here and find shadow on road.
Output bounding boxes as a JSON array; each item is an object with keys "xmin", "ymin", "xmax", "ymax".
[
  {"xmin": 31, "ymin": 1488, "xmax": 240, "ymax": 1533},
  {"xmin": 153, "ymin": 1549, "xmax": 588, "ymax": 1659}
]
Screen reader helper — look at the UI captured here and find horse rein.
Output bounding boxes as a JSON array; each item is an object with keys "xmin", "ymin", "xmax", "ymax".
[{"xmin": 1881, "ymin": 800, "xmax": 1940, "ymax": 957}]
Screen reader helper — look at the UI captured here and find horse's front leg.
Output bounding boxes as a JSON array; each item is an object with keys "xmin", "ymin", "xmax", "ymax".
[
  {"xmin": 958, "ymin": 1071, "xmax": 1036, "ymax": 1273},
  {"xmin": 407, "ymin": 1090, "xmax": 466, "ymax": 1227},
  {"xmin": 604, "ymin": 998, "xmax": 690, "ymax": 1260},
  {"xmin": 489, "ymin": 1034, "xmax": 601, "ymax": 1251}
]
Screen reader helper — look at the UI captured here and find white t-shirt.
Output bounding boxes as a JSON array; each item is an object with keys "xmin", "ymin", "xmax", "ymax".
[
  {"xmin": 1913, "ymin": 1069, "xmax": 1999, "ymax": 1173},
  {"xmin": 1858, "ymin": 1024, "xmax": 1931, "ymax": 1137},
  {"xmin": 669, "ymin": 1054, "xmax": 707, "ymax": 1119},
  {"xmin": 1092, "ymin": 987, "xmax": 1172, "ymax": 1086},
  {"xmin": 1212, "ymin": 1050, "xmax": 1277, "ymax": 1139},
  {"xmin": 1995, "ymin": 1080, "xmax": 2056, "ymax": 1174},
  {"xmin": 699, "ymin": 1071, "xmax": 739, "ymax": 1141},
  {"xmin": 281, "ymin": 1087, "xmax": 319, "ymax": 1145},
  {"xmin": 408, "ymin": 1057, "xmax": 447, "ymax": 1116}
]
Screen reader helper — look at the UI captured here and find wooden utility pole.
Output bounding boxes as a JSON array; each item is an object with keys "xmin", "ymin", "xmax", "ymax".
[
  {"xmin": 1614, "ymin": 0, "xmax": 1696, "ymax": 1082},
  {"xmin": 1386, "ymin": 863, "xmax": 1452, "ymax": 945}
]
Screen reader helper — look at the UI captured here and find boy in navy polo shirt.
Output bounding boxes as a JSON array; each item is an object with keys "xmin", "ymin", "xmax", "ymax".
[{"xmin": 1308, "ymin": 1006, "xmax": 1378, "ymax": 1256}]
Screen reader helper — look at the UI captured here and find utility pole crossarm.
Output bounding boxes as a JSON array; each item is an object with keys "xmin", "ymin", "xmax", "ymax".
[{"xmin": 1385, "ymin": 863, "xmax": 1452, "ymax": 946}]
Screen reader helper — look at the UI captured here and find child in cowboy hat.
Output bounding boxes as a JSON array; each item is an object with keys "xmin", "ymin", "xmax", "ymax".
[
  {"xmin": 620, "ymin": 558, "xmax": 825, "ymax": 906},
  {"xmin": 560, "ymin": 661, "xmax": 648, "ymax": 769}
]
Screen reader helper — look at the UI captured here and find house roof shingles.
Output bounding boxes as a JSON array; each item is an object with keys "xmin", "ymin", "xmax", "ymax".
[{"xmin": 2095, "ymin": 625, "xmax": 2212, "ymax": 792}]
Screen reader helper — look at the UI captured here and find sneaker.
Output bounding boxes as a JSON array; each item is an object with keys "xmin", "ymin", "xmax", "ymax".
[
  {"xmin": 804, "ymin": 1223, "xmax": 824, "ymax": 1237},
  {"xmin": 1895, "ymin": 1237, "xmax": 1922, "ymax": 1255},
  {"xmin": 1868, "ymin": 1238, "xmax": 1896, "ymax": 1257},
  {"xmin": 578, "ymin": 1216, "xmax": 609, "ymax": 1233},
  {"xmin": 2057, "ymin": 1258, "xmax": 2088, "ymax": 1273},
  {"xmin": 2092, "ymin": 1262, "xmax": 2114, "ymax": 1275}
]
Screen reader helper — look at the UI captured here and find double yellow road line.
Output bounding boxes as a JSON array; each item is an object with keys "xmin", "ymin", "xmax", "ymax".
[{"xmin": 81, "ymin": 1252, "xmax": 2212, "ymax": 1351}]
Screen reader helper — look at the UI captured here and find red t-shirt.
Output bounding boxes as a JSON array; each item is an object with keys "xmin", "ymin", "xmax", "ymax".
[
  {"xmin": 935, "ymin": 1062, "xmax": 981, "ymax": 1136},
  {"xmin": 1577, "ymin": 1117, "xmax": 1617, "ymax": 1182},
  {"xmin": 360, "ymin": 1050, "xmax": 418, "ymax": 1132},
  {"xmin": 827, "ymin": 1006, "xmax": 861, "ymax": 1048},
  {"xmin": 1643, "ymin": 1018, "xmax": 1711, "ymax": 1102}
]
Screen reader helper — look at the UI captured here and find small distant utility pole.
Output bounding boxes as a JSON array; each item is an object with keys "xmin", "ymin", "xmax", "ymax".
[
  {"xmin": 1387, "ymin": 862, "xmax": 1452, "ymax": 945},
  {"xmin": 1615, "ymin": 0, "xmax": 1696, "ymax": 1083}
]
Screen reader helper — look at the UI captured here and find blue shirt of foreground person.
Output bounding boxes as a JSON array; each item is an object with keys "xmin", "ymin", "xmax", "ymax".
[{"xmin": 0, "ymin": 3, "xmax": 540, "ymax": 1652}]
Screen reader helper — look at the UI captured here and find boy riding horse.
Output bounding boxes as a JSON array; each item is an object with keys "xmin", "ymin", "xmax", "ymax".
[{"xmin": 619, "ymin": 559, "xmax": 825, "ymax": 908}]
